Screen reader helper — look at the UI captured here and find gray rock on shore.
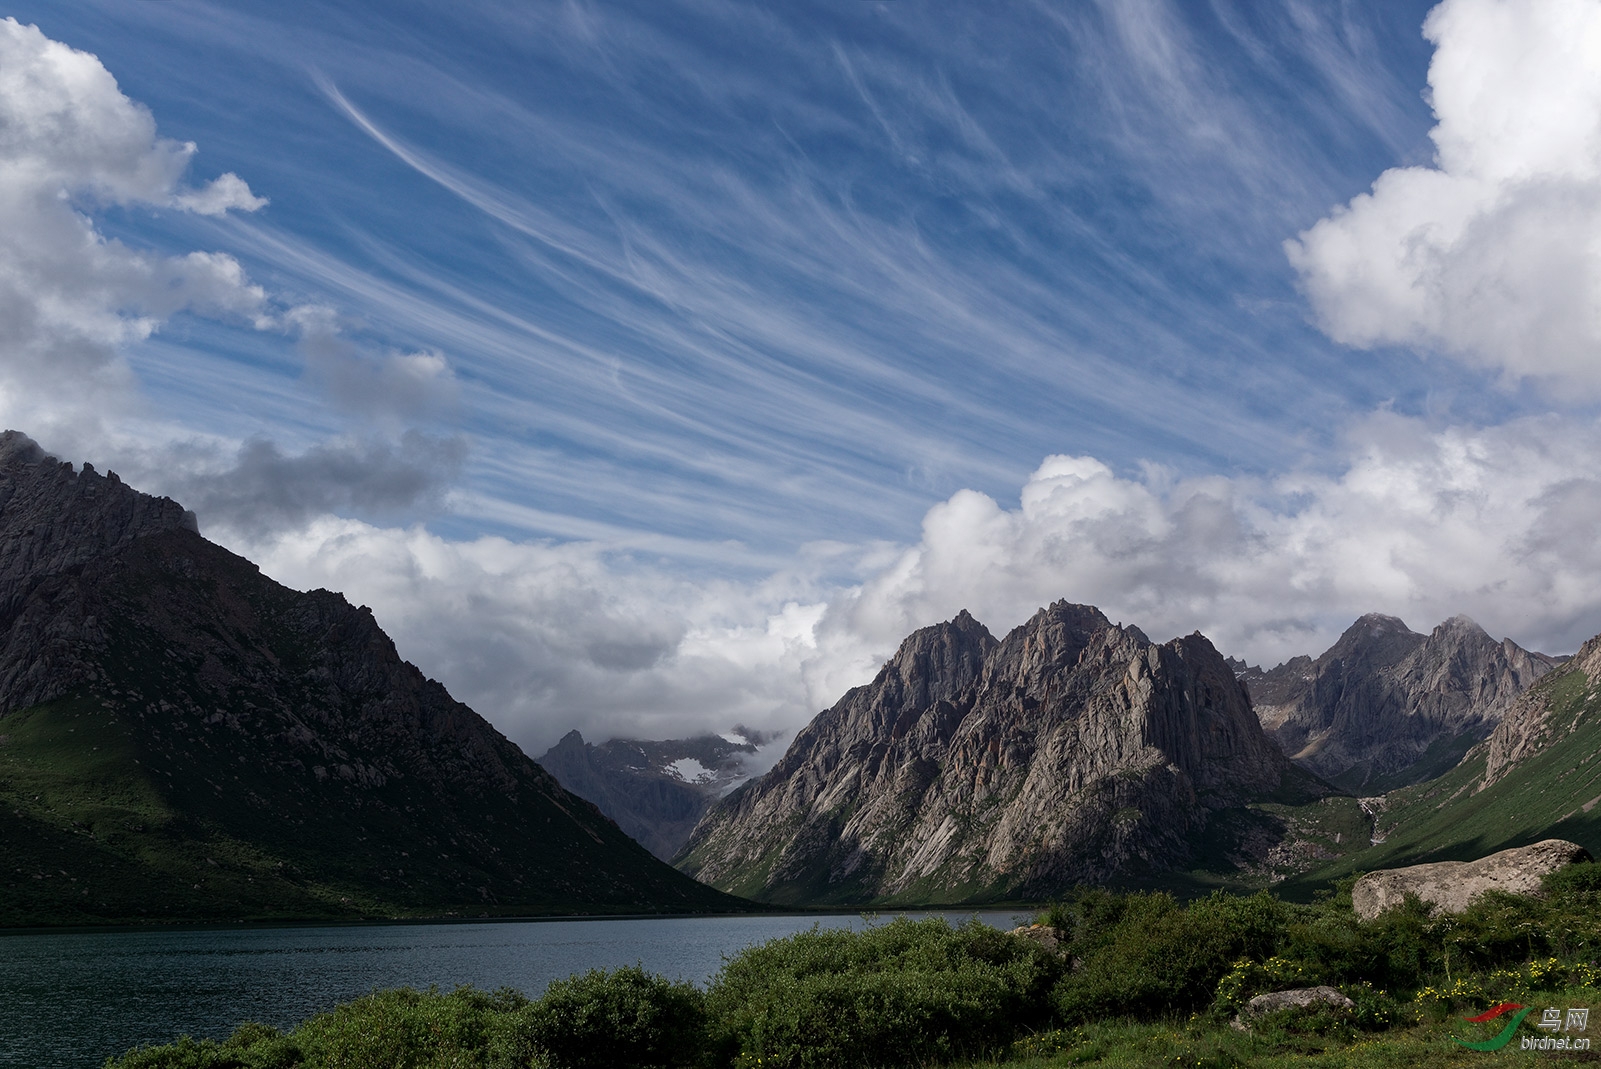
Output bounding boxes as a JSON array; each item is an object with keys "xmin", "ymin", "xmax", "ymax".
[{"xmin": 1351, "ymin": 839, "xmax": 1591, "ymax": 920}]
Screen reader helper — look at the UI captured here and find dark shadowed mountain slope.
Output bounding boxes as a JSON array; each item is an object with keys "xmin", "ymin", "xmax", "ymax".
[
  {"xmin": 1240, "ymin": 614, "xmax": 1559, "ymax": 792},
  {"xmin": 0, "ymin": 432, "xmax": 749, "ymax": 926},
  {"xmin": 675, "ymin": 602, "xmax": 1298, "ymax": 905},
  {"xmin": 538, "ymin": 730, "xmax": 758, "ymax": 860}
]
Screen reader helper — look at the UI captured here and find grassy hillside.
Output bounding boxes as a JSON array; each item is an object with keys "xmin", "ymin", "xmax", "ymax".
[
  {"xmin": 0, "ymin": 691, "xmax": 752, "ymax": 926},
  {"xmin": 0, "ymin": 695, "xmax": 364, "ymax": 925}
]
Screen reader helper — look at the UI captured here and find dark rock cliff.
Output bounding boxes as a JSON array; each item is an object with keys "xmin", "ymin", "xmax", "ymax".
[
  {"xmin": 0, "ymin": 432, "xmax": 748, "ymax": 924},
  {"xmin": 675, "ymin": 602, "xmax": 1290, "ymax": 904}
]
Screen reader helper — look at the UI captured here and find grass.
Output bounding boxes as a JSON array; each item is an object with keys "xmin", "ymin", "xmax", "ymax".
[
  {"xmin": 0, "ymin": 694, "xmax": 354, "ymax": 926},
  {"xmin": 959, "ymin": 1015, "xmax": 1553, "ymax": 1067}
]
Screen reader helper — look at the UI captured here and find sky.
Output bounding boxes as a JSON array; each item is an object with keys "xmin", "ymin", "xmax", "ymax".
[{"xmin": 4, "ymin": 0, "xmax": 1601, "ymax": 759}]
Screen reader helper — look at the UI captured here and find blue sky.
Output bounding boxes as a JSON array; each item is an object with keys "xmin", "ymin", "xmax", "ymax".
[{"xmin": 6, "ymin": 0, "xmax": 1601, "ymax": 752}]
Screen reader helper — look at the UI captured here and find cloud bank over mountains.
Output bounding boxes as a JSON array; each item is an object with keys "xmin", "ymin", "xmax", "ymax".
[
  {"xmin": 2, "ymin": 2, "xmax": 1600, "ymax": 756},
  {"xmin": 232, "ymin": 407, "xmax": 1601, "ymax": 755}
]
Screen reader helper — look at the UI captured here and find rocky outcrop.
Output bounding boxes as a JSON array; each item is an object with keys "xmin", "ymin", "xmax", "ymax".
[
  {"xmin": 1242, "ymin": 614, "xmax": 1558, "ymax": 790},
  {"xmin": 1482, "ymin": 635, "xmax": 1601, "ymax": 789},
  {"xmin": 676, "ymin": 602, "xmax": 1292, "ymax": 904},
  {"xmin": 538, "ymin": 730, "xmax": 759, "ymax": 860},
  {"xmin": 0, "ymin": 432, "xmax": 748, "ymax": 923},
  {"xmin": 1350, "ymin": 839, "xmax": 1590, "ymax": 920}
]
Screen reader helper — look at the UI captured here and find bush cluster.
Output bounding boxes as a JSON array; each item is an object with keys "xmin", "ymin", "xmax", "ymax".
[
  {"xmin": 106, "ymin": 862, "xmax": 1601, "ymax": 1069},
  {"xmin": 704, "ymin": 917, "xmax": 1061, "ymax": 1068}
]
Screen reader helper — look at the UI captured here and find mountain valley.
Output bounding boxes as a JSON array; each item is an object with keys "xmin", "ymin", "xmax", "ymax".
[{"xmin": 537, "ymin": 730, "xmax": 759, "ymax": 860}]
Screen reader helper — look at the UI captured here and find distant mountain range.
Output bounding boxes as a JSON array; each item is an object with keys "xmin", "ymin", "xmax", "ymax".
[
  {"xmin": 673, "ymin": 603, "xmax": 1305, "ymax": 905},
  {"xmin": 1276, "ymin": 631, "xmax": 1601, "ymax": 896},
  {"xmin": 0, "ymin": 432, "xmax": 748, "ymax": 926},
  {"xmin": 1231, "ymin": 613, "xmax": 1561, "ymax": 793},
  {"xmin": 654, "ymin": 605, "xmax": 1585, "ymax": 905},
  {"xmin": 538, "ymin": 730, "xmax": 758, "ymax": 860}
]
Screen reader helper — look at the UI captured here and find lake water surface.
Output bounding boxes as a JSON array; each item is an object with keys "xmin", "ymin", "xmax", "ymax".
[{"xmin": 1, "ymin": 910, "xmax": 1025, "ymax": 1069}]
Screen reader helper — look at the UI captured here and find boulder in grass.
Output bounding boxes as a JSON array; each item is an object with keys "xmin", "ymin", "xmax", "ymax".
[
  {"xmin": 1232, "ymin": 986, "xmax": 1354, "ymax": 1030},
  {"xmin": 1351, "ymin": 839, "xmax": 1591, "ymax": 921},
  {"xmin": 1246, "ymin": 986, "xmax": 1354, "ymax": 1018}
]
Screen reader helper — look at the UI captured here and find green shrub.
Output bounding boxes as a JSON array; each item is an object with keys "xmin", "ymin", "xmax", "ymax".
[
  {"xmin": 704, "ymin": 917, "xmax": 1061, "ymax": 1069},
  {"xmin": 1051, "ymin": 890, "xmax": 1285, "ymax": 1022},
  {"xmin": 1341, "ymin": 980, "xmax": 1404, "ymax": 1031},
  {"xmin": 1544, "ymin": 858, "xmax": 1601, "ymax": 907},
  {"xmin": 297, "ymin": 985, "xmax": 525, "ymax": 1068},
  {"xmin": 1211, "ymin": 956, "xmax": 1319, "ymax": 1018},
  {"xmin": 105, "ymin": 1023, "xmax": 302, "ymax": 1069},
  {"xmin": 500, "ymin": 965, "xmax": 705, "ymax": 1069}
]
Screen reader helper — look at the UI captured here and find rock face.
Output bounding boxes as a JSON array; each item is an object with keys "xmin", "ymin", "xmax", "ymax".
[
  {"xmin": 538, "ymin": 730, "xmax": 759, "ymax": 860},
  {"xmin": 675, "ymin": 603, "xmax": 1292, "ymax": 904},
  {"xmin": 0, "ymin": 432, "xmax": 747, "ymax": 924},
  {"xmin": 1241, "ymin": 614, "xmax": 1558, "ymax": 791},
  {"xmin": 1350, "ymin": 839, "xmax": 1591, "ymax": 920},
  {"xmin": 1482, "ymin": 634, "xmax": 1601, "ymax": 789}
]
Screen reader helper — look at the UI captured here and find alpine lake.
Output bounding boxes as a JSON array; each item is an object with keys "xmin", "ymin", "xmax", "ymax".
[{"xmin": 1, "ymin": 910, "xmax": 1026, "ymax": 1069}]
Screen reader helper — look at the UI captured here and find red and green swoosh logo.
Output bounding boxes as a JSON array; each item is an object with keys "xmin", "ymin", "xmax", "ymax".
[{"xmin": 1454, "ymin": 1003, "xmax": 1531, "ymax": 1051}]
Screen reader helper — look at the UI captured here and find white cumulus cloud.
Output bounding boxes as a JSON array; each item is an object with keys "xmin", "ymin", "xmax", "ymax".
[
  {"xmin": 0, "ymin": 16, "xmax": 268, "ymax": 429},
  {"xmin": 826, "ymin": 411, "xmax": 1601, "ymax": 670},
  {"xmin": 1287, "ymin": 0, "xmax": 1601, "ymax": 392},
  {"xmin": 0, "ymin": 19, "xmax": 463, "ymax": 530}
]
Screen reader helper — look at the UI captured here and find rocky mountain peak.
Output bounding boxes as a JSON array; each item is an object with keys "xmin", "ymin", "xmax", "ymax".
[
  {"xmin": 1327, "ymin": 614, "xmax": 1425, "ymax": 665},
  {"xmin": 880, "ymin": 610, "xmax": 997, "ymax": 714},
  {"xmin": 981, "ymin": 601, "xmax": 1114, "ymax": 691},
  {"xmin": 1244, "ymin": 611, "xmax": 1557, "ymax": 791},
  {"xmin": 1437, "ymin": 614, "xmax": 1487, "ymax": 636},
  {"xmin": 538, "ymin": 730, "xmax": 761, "ymax": 860},
  {"xmin": 0, "ymin": 432, "xmax": 199, "ymax": 623},
  {"xmin": 0, "ymin": 430, "xmax": 46, "ymax": 466},
  {"xmin": 677, "ymin": 604, "xmax": 1290, "ymax": 904}
]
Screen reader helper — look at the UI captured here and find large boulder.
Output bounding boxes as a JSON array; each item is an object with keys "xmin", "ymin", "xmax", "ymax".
[
  {"xmin": 1351, "ymin": 839, "xmax": 1591, "ymax": 920},
  {"xmin": 1246, "ymin": 987, "xmax": 1354, "ymax": 1018}
]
